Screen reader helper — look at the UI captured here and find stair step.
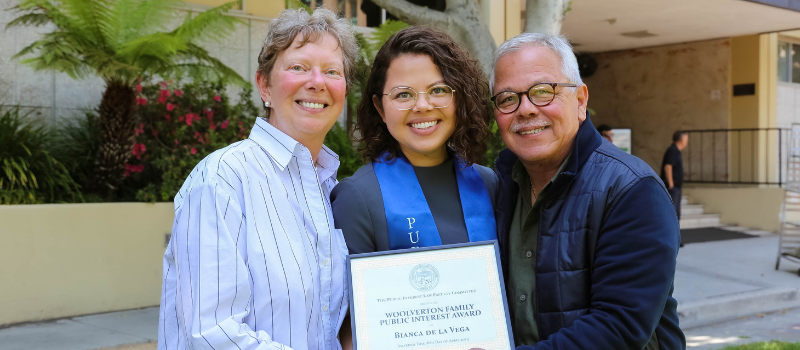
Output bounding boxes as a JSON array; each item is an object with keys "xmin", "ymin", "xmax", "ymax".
[
  {"xmin": 681, "ymin": 204, "xmax": 704, "ymax": 215},
  {"xmin": 681, "ymin": 196, "xmax": 689, "ymax": 205},
  {"xmin": 680, "ymin": 214, "xmax": 721, "ymax": 229}
]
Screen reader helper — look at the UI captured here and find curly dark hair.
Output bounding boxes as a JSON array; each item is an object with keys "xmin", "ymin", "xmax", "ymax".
[{"xmin": 354, "ymin": 26, "xmax": 492, "ymax": 165}]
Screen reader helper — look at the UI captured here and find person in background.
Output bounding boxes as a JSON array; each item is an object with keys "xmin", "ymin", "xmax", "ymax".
[
  {"xmin": 662, "ymin": 130, "xmax": 689, "ymax": 220},
  {"xmin": 158, "ymin": 8, "xmax": 357, "ymax": 350},
  {"xmin": 597, "ymin": 124, "xmax": 613, "ymax": 143},
  {"xmin": 331, "ymin": 26, "xmax": 498, "ymax": 254}
]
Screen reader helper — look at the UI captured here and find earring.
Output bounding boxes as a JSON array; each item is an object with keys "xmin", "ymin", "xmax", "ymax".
[{"xmin": 264, "ymin": 101, "xmax": 271, "ymax": 108}]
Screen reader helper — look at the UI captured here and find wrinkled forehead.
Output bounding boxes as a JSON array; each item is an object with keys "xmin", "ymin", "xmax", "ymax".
[{"xmin": 492, "ymin": 46, "xmax": 565, "ymax": 92}]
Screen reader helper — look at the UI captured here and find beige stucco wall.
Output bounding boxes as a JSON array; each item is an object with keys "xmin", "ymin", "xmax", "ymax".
[
  {"xmin": 0, "ymin": 203, "xmax": 174, "ymax": 326},
  {"xmin": 585, "ymin": 38, "xmax": 732, "ymax": 171},
  {"xmin": 683, "ymin": 186, "xmax": 784, "ymax": 232}
]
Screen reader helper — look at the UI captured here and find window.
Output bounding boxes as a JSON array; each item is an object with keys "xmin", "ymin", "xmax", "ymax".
[{"xmin": 778, "ymin": 41, "xmax": 800, "ymax": 84}]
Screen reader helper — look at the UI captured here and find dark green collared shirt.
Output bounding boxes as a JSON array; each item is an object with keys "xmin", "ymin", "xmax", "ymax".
[{"xmin": 508, "ymin": 156, "xmax": 569, "ymax": 347}]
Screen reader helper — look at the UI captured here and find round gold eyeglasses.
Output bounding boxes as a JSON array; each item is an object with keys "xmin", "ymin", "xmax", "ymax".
[{"xmin": 382, "ymin": 85, "xmax": 456, "ymax": 111}]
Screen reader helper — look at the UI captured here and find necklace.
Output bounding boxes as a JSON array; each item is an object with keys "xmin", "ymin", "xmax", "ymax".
[{"xmin": 529, "ymin": 177, "xmax": 537, "ymax": 201}]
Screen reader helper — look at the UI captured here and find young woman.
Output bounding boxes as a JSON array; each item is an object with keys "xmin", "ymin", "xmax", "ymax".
[{"xmin": 330, "ymin": 26, "xmax": 497, "ymax": 254}]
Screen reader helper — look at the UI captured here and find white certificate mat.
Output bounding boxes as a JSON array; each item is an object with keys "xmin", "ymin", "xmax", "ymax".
[{"xmin": 347, "ymin": 242, "xmax": 513, "ymax": 350}]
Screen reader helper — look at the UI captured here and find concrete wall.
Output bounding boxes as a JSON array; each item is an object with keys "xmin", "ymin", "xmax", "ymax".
[
  {"xmin": 730, "ymin": 34, "xmax": 781, "ymax": 184},
  {"xmin": 0, "ymin": 203, "xmax": 174, "ymax": 326},
  {"xmin": 0, "ymin": 0, "xmax": 270, "ymax": 125},
  {"xmin": 585, "ymin": 38, "xmax": 732, "ymax": 171},
  {"xmin": 683, "ymin": 186, "xmax": 784, "ymax": 232}
]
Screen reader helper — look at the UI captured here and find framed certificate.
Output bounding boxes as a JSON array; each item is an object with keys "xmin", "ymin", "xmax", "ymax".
[{"xmin": 346, "ymin": 241, "xmax": 514, "ymax": 350}]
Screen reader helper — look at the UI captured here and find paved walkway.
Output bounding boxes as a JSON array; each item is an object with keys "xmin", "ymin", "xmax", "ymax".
[
  {"xmin": 675, "ymin": 235, "xmax": 800, "ymax": 329},
  {"xmin": 1, "ymin": 235, "xmax": 798, "ymax": 350}
]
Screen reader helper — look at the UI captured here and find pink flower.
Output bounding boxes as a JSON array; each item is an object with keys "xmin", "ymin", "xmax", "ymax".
[
  {"xmin": 209, "ymin": 123, "xmax": 217, "ymax": 131},
  {"xmin": 166, "ymin": 103, "xmax": 175, "ymax": 111},
  {"xmin": 160, "ymin": 89, "xmax": 171, "ymax": 98},
  {"xmin": 174, "ymin": 139, "xmax": 179, "ymax": 146},
  {"xmin": 124, "ymin": 163, "xmax": 144, "ymax": 177},
  {"xmin": 157, "ymin": 96, "xmax": 167, "ymax": 104},
  {"xmin": 190, "ymin": 147, "xmax": 197, "ymax": 155},
  {"xmin": 136, "ymin": 97, "xmax": 147, "ymax": 105},
  {"xmin": 213, "ymin": 95, "xmax": 221, "ymax": 102},
  {"xmin": 185, "ymin": 113, "xmax": 199, "ymax": 126},
  {"xmin": 161, "ymin": 81, "xmax": 167, "ymax": 88},
  {"xmin": 220, "ymin": 120, "xmax": 229, "ymax": 129},
  {"xmin": 131, "ymin": 142, "xmax": 147, "ymax": 159},
  {"xmin": 175, "ymin": 90, "xmax": 184, "ymax": 97},
  {"xmin": 152, "ymin": 129, "xmax": 159, "ymax": 137},
  {"xmin": 135, "ymin": 84, "xmax": 142, "ymax": 92},
  {"xmin": 134, "ymin": 123, "xmax": 144, "ymax": 136},
  {"xmin": 164, "ymin": 114, "xmax": 171, "ymax": 122}
]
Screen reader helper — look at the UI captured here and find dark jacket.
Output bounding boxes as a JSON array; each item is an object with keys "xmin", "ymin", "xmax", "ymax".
[
  {"xmin": 495, "ymin": 116, "xmax": 685, "ymax": 350},
  {"xmin": 330, "ymin": 161, "xmax": 498, "ymax": 254}
]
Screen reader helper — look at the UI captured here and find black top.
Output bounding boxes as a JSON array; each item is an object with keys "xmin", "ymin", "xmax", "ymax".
[
  {"xmin": 660, "ymin": 143, "xmax": 683, "ymax": 187},
  {"xmin": 330, "ymin": 158, "xmax": 499, "ymax": 255}
]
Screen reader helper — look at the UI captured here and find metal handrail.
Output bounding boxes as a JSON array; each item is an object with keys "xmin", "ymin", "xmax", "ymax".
[{"xmin": 681, "ymin": 128, "xmax": 790, "ymax": 186}]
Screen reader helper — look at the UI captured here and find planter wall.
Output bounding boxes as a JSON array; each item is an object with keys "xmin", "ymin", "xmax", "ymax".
[
  {"xmin": 683, "ymin": 186, "xmax": 784, "ymax": 232},
  {"xmin": 0, "ymin": 202, "xmax": 173, "ymax": 326}
]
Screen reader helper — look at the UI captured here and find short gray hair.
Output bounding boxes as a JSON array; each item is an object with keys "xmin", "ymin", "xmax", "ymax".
[
  {"xmin": 256, "ymin": 8, "xmax": 359, "ymax": 115},
  {"xmin": 489, "ymin": 33, "xmax": 583, "ymax": 93}
]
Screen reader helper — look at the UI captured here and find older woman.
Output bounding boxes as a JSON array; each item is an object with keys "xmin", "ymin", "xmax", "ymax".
[
  {"xmin": 331, "ymin": 26, "xmax": 497, "ymax": 254},
  {"xmin": 158, "ymin": 8, "xmax": 357, "ymax": 350}
]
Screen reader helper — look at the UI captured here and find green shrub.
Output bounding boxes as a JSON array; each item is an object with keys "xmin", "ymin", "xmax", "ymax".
[
  {"xmin": 0, "ymin": 107, "xmax": 82, "ymax": 204},
  {"xmin": 719, "ymin": 341, "xmax": 800, "ymax": 350},
  {"xmin": 324, "ymin": 122, "xmax": 363, "ymax": 180},
  {"xmin": 483, "ymin": 119, "xmax": 506, "ymax": 168},
  {"xmin": 49, "ymin": 112, "xmax": 104, "ymax": 202},
  {"xmin": 125, "ymin": 80, "xmax": 259, "ymax": 202}
]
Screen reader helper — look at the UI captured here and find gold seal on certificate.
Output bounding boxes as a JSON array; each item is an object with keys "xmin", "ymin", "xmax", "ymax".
[{"xmin": 346, "ymin": 241, "xmax": 514, "ymax": 350}]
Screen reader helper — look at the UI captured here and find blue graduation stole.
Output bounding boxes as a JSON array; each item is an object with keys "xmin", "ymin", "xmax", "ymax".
[{"xmin": 372, "ymin": 152, "xmax": 497, "ymax": 250}]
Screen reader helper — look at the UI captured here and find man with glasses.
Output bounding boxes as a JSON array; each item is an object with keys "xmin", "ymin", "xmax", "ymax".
[{"xmin": 491, "ymin": 33, "xmax": 685, "ymax": 349}]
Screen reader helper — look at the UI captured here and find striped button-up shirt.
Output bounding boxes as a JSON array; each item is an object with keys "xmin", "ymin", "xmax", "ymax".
[{"xmin": 158, "ymin": 118, "xmax": 349, "ymax": 350}]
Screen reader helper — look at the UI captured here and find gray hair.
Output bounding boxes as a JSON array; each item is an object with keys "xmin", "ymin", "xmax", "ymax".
[
  {"xmin": 489, "ymin": 33, "xmax": 583, "ymax": 93},
  {"xmin": 256, "ymin": 8, "xmax": 359, "ymax": 115}
]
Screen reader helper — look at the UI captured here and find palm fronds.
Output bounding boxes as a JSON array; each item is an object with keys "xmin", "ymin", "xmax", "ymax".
[{"xmin": 9, "ymin": 0, "xmax": 245, "ymax": 85}]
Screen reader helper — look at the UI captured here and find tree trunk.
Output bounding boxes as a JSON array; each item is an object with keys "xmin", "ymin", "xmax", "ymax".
[
  {"xmin": 370, "ymin": 0, "xmax": 497, "ymax": 77},
  {"xmin": 524, "ymin": 0, "xmax": 570, "ymax": 35},
  {"xmin": 94, "ymin": 78, "xmax": 137, "ymax": 198}
]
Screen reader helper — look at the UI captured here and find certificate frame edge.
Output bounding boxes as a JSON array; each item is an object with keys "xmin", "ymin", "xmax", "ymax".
[{"xmin": 345, "ymin": 240, "xmax": 515, "ymax": 350}]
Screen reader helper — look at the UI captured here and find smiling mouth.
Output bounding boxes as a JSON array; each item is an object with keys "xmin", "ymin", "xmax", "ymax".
[
  {"xmin": 297, "ymin": 101, "xmax": 328, "ymax": 109},
  {"xmin": 410, "ymin": 120, "xmax": 439, "ymax": 130},
  {"xmin": 519, "ymin": 126, "xmax": 547, "ymax": 135}
]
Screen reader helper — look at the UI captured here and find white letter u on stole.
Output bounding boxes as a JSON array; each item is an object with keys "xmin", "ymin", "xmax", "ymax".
[{"xmin": 408, "ymin": 231, "xmax": 420, "ymax": 244}]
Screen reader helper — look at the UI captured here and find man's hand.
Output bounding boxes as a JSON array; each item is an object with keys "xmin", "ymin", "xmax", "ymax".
[{"xmin": 664, "ymin": 164, "xmax": 674, "ymax": 189}]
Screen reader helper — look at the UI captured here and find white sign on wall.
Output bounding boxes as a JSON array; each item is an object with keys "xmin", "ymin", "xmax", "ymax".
[{"xmin": 611, "ymin": 128, "xmax": 632, "ymax": 154}]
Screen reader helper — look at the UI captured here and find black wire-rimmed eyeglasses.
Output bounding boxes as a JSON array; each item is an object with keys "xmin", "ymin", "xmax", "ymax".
[{"xmin": 491, "ymin": 83, "xmax": 577, "ymax": 114}]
